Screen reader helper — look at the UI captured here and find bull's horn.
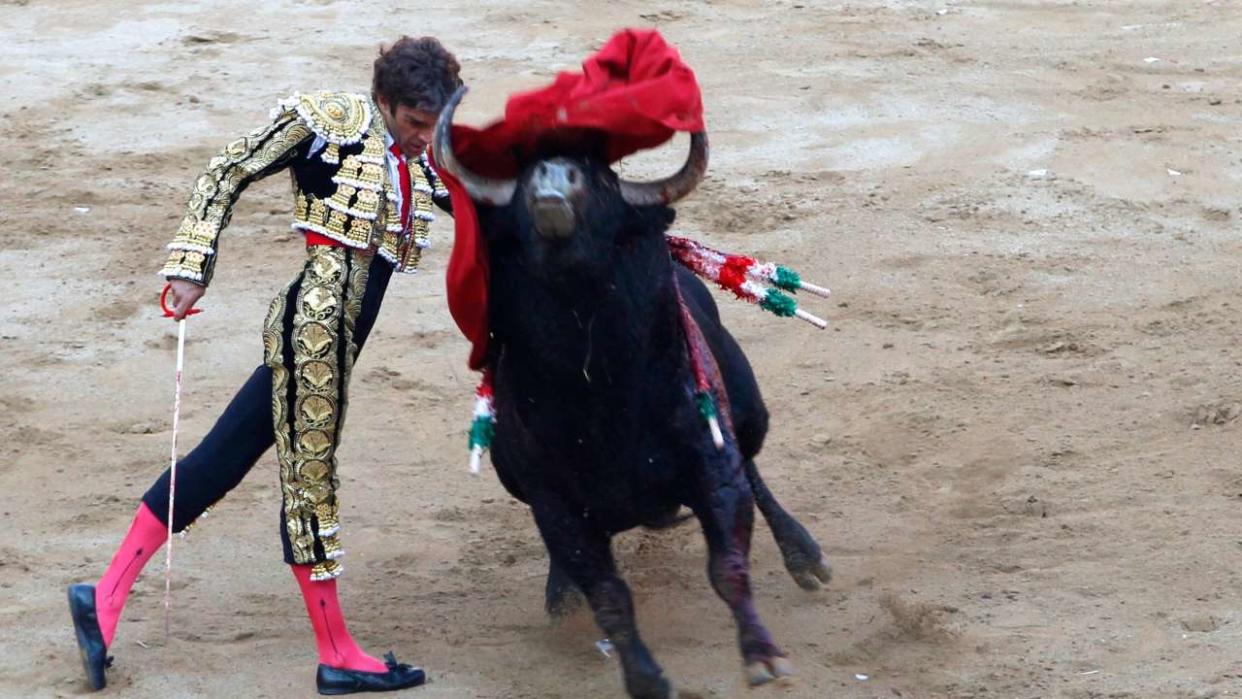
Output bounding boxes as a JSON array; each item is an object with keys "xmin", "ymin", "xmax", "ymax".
[
  {"xmin": 432, "ymin": 86, "xmax": 517, "ymax": 206},
  {"xmin": 618, "ymin": 131, "xmax": 709, "ymax": 206}
]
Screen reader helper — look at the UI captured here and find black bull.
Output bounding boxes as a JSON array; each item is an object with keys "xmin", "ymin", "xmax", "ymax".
[{"xmin": 434, "ymin": 87, "xmax": 831, "ymax": 698}]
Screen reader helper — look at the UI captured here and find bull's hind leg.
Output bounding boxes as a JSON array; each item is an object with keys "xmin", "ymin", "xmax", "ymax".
[
  {"xmin": 531, "ymin": 503, "xmax": 671, "ymax": 699},
  {"xmin": 692, "ymin": 454, "xmax": 793, "ymax": 685},
  {"xmin": 744, "ymin": 459, "xmax": 833, "ymax": 590}
]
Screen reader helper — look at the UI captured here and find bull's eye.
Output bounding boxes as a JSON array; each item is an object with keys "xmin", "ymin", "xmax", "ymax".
[
  {"xmin": 538, "ymin": 163, "xmax": 548, "ymax": 176},
  {"xmin": 568, "ymin": 169, "xmax": 578, "ymax": 184}
]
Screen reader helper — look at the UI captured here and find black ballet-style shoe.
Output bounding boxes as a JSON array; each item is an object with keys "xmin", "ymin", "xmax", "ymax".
[
  {"xmin": 67, "ymin": 584, "xmax": 112, "ymax": 691},
  {"xmin": 316, "ymin": 652, "xmax": 427, "ymax": 695}
]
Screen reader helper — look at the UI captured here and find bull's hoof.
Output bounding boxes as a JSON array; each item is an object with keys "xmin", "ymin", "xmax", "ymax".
[
  {"xmin": 544, "ymin": 564, "xmax": 584, "ymax": 620},
  {"xmin": 545, "ymin": 585, "xmax": 584, "ymax": 620},
  {"xmin": 625, "ymin": 673, "xmax": 673, "ymax": 699},
  {"xmin": 789, "ymin": 554, "xmax": 833, "ymax": 591},
  {"xmin": 745, "ymin": 657, "xmax": 794, "ymax": 687}
]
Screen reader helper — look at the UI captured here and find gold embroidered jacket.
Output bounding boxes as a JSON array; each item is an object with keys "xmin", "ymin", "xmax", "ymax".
[{"xmin": 161, "ymin": 91, "xmax": 451, "ymax": 285}]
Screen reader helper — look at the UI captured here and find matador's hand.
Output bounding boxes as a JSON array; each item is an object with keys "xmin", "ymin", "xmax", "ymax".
[{"xmin": 167, "ymin": 279, "xmax": 206, "ymax": 321}]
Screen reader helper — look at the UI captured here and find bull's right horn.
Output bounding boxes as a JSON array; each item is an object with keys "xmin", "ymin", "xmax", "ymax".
[
  {"xmin": 432, "ymin": 86, "xmax": 517, "ymax": 206},
  {"xmin": 618, "ymin": 131, "xmax": 708, "ymax": 207}
]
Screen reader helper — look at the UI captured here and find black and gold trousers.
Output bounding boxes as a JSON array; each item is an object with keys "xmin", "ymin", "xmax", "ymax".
[
  {"xmin": 266, "ymin": 244, "xmax": 371, "ymax": 580},
  {"xmin": 143, "ymin": 246, "xmax": 392, "ymax": 580}
]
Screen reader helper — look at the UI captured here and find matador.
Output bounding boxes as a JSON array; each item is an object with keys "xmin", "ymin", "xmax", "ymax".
[{"xmin": 67, "ymin": 36, "xmax": 457, "ymax": 695}]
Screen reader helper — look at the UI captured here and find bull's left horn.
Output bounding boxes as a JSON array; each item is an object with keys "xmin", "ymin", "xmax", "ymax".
[
  {"xmin": 618, "ymin": 131, "xmax": 708, "ymax": 207},
  {"xmin": 432, "ymin": 86, "xmax": 517, "ymax": 206}
]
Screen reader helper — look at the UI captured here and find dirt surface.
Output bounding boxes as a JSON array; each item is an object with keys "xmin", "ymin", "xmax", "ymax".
[{"xmin": 3, "ymin": 1, "xmax": 1241, "ymax": 697}]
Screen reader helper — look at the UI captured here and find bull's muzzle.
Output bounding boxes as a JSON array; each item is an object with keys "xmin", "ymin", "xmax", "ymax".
[{"xmin": 528, "ymin": 160, "xmax": 583, "ymax": 240}]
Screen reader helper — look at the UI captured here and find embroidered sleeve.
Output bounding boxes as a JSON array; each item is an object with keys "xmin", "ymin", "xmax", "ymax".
[
  {"xmin": 161, "ymin": 109, "xmax": 314, "ymax": 285},
  {"xmin": 419, "ymin": 154, "xmax": 453, "ymax": 216}
]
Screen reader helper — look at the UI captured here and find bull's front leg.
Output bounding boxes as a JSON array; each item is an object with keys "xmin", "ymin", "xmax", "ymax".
[
  {"xmin": 691, "ymin": 451, "xmax": 794, "ymax": 686},
  {"xmin": 530, "ymin": 500, "xmax": 672, "ymax": 699},
  {"xmin": 544, "ymin": 558, "xmax": 584, "ymax": 618}
]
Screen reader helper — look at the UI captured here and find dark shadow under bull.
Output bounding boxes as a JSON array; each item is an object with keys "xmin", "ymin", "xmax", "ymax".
[{"xmin": 434, "ymin": 86, "xmax": 831, "ymax": 699}]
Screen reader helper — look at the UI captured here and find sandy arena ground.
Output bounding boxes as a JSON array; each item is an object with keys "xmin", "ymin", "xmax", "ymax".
[{"xmin": 2, "ymin": 1, "xmax": 1241, "ymax": 697}]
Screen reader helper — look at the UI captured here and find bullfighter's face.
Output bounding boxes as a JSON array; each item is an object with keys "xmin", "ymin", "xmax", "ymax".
[{"xmin": 377, "ymin": 96, "xmax": 437, "ymax": 158}]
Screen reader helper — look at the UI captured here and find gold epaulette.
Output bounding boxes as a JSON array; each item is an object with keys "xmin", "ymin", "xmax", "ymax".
[{"xmin": 272, "ymin": 91, "xmax": 374, "ymax": 164}]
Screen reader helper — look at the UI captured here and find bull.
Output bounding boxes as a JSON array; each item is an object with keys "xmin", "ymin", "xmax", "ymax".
[{"xmin": 433, "ymin": 86, "xmax": 831, "ymax": 698}]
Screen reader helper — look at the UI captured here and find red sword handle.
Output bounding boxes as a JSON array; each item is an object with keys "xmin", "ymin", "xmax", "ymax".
[{"xmin": 160, "ymin": 283, "xmax": 203, "ymax": 318}]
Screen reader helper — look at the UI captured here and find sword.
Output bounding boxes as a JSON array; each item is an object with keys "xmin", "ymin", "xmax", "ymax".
[{"xmin": 159, "ymin": 283, "xmax": 201, "ymax": 637}]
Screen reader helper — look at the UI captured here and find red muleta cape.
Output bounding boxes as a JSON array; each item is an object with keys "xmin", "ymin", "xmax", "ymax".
[{"xmin": 434, "ymin": 28, "xmax": 705, "ymax": 369}]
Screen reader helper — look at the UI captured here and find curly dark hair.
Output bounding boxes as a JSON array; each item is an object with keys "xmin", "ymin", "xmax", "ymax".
[{"xmin": 372, "ymin": 36, "xmax": 462, "ymax": 113}]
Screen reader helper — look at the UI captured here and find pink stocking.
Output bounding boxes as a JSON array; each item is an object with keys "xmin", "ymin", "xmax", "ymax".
[
  {"xmin": 95, "ymin": 502, "xmax": 167, "ymax": 646},
  {"xmin": 291, "ymin": 564, "xmax": 386, "ymax": 672}
]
